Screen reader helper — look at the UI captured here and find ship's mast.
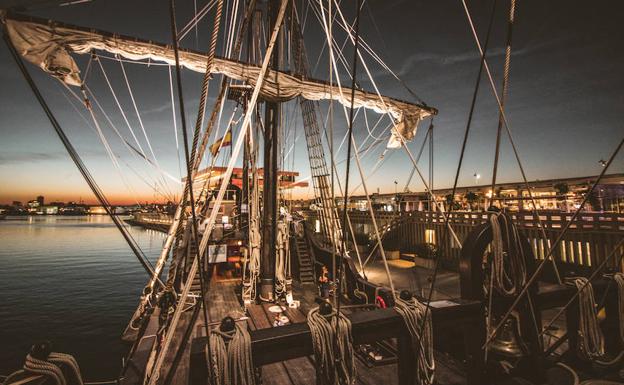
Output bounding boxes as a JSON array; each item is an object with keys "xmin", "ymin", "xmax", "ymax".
[{"xmin": 259, "ymin": 0, "xmax": 283, "ymax": 301}]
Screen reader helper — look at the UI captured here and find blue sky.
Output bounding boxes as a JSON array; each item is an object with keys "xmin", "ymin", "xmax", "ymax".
[{"xmin": 0, "ymin": 0, "xmax": 622, "ymax": 204}]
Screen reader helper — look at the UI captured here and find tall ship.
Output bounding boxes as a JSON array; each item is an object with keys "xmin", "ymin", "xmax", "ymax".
[{"xmin": 1, "ymin": 1, "xmax": 624, "ymax": 385}]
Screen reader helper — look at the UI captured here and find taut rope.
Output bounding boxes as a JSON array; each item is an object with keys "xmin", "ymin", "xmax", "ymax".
[{"xmin": 615, "ymin": 273, "xmax": 624, "ymax": 342}]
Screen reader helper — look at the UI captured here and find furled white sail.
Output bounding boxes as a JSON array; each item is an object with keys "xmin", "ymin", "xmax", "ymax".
[{"xmin": 4, "ymin": 16, "xmax": 435, "ymax": 147}]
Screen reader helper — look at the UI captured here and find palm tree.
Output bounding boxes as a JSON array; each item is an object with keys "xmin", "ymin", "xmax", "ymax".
[
  {"xmin": 465, "ymin": 191, "xmax": 478, "ymax": 211},
  {"xmin": 554, "ymin": 182, "xmax": 570, "ymax": 212}
]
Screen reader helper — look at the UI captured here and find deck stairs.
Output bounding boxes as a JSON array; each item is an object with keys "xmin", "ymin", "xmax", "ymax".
[{"xmin": 293, "ymin": 232, "xmax": 316, "ymax": 286}]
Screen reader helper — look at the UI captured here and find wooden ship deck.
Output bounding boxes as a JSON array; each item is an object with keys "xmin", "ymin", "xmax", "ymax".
[{"xmin": 128, "ymin": 279, "xmax": 471, "ymax": 385}]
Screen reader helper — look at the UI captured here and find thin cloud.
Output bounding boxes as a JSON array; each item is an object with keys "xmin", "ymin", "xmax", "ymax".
[
  {"xmin": 0, "ymin": 152, "xmax": 66, "ymax": 165},
  {"xmin": 397, "ymin": 37, "xmax": 566, "ymax": 76}
]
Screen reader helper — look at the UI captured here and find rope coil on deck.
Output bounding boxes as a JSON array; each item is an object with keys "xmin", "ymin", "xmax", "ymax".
[
  {"xmin": 208, "ymin": 320, "xmax": 255, "ymax": 385},
  {"xmin": 307, "ymin": 306, "xmax": 356, "ymax": 385},
  {"xmin": 22, "ymin": 346, "xmax": 83, "ymax": 385},
  {"xmin": 394, "ymin": 295, "xmax": 435, "ymax": 385}
]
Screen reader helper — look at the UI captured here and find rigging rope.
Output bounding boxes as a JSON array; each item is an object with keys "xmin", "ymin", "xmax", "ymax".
[
  {"xmin": 3, "ymin": 30, "xmax": 160, "ymax": 282},
  {"xmin": 486, "ymin": 136, "xmax": 624, "ymax": 348},
  {"xmin": 168, "ymin": 66, "xmax": 183, "ymax": 179},
  {"xmin": 307, "ymin": 306, "xmax": 356, "ymax": 385},
  {"xmin": 461, "ymin": 0, "xmax": 563, "ymax": 285},
  {"xmin": 148, "ymin": 2, "xmax": 289, "ymax": 383},
  {"xmin": 395, "ymin": 296, "xmax": 435, "ymax": 385},
  {"xmin": 316, "ymin": 0, "xmax": 393, "ymax": 295},
  {"xmin": 540, "ymin": 237, "xmax": 624, "ymax": 338},
  {"xmin": 408, "ymin": 0, "xmax": 499, "ymax": 366},
  {"xmin": 615, "ymin": 272, "xmax": 624, "ymax": 342},
  {"xmin": 489, "ymin": 0, "xmax": 515, "ymax": 207},
  {"xmin": 168, "ymin": 0, "xmax": 215, "ymax": 367}
]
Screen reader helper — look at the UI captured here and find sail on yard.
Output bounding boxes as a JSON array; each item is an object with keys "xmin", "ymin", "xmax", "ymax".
[{"xmin": 2, "ymin": 12, "xmax": 436, "ymax": 148}]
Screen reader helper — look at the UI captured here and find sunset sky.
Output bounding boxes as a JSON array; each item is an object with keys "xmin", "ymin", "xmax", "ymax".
[{"xmin": 0, "ymin": 0, "xmax": 622, "ymax": 205}]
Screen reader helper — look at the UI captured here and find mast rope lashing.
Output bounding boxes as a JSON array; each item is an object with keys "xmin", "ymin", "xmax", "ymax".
[
  {"xmin": 275, "ymin": 219, "xmax": 290, "ymax": 297},
  {"xmin": 21, "ymin": 344, "xmax": 83, "ymax": 385},
  {"xmin": 394, "ymin": 294, "xmax": 435, "ymax": 385},
  {"xmin": 208, "ymin": 319, "xmax": 255, "ymax": 385},
  {"xmin": 307, "ymin": 305, "xmax": 356, "ymax": 385}
]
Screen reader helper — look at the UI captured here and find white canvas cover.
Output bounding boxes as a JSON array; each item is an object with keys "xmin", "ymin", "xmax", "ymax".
[{"xmin": 4, "ymin": 17, "xmax": 435, "ymax": 147}]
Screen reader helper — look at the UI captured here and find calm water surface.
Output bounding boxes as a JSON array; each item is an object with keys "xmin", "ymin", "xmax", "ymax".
[{"xmin": 0, "ymin": 216, "xmax": 165, "ymax": 380}]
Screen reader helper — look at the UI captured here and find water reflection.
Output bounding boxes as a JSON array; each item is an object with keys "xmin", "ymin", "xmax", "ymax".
[{"xmin": 0, "ymin": 215, "xmax": 165, "ymax": 380}]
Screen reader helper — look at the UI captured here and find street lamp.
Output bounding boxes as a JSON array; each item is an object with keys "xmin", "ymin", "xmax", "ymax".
[{"xmin": 474, "ymin": 172, "xmax": 481, "ymax": 185}]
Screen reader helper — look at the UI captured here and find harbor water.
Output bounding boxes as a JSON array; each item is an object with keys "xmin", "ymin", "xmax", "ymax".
[{"xmin": 0, "ymin": 215, "xmax": 165, "ymax": 381}]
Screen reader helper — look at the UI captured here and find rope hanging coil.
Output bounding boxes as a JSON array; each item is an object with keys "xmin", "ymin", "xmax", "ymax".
[
  {"xmin": 395, "ymin": 297, "xmax": 435, "ymax": 385},
  {"xmin": 489, "ymin": 212, "xmax": 527, "ymax": 297},
  {"xmin": 568, "ymin": 277, "xmax": 605, "ymax": 361},
  {"xmin": 23, "ymin": 352, "xmax": 83, "ymax": 385},
  {"xmin": 208, "ymin": 322, "xmax": 255, "ymax": 385},
  {"xmin": 306, "ymin": 307, "xmax": 356, "ymax": 385}
]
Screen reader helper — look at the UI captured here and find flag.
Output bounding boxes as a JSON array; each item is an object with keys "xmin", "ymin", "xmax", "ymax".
[{"xmin": 210, "ymin": 131, "xmax": 232, "ymax": 157}]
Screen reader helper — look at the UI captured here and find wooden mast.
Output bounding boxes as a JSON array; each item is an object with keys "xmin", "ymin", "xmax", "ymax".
[{"xmin": 259, "ymin": 0, "xmax": 283, "ymax": 301}]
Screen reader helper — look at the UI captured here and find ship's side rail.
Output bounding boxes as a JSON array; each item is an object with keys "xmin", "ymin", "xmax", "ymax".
[
  {"xmin": 189, "ymin": 299, "xmax": 484, "ymax": 385},
  {"xmin": 304, "ymin": 210, "xmax": 624, "ymax": 272}
]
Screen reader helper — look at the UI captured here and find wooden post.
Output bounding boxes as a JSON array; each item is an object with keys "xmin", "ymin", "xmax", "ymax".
[
  {"xmin": 463, "ymin": 317, "xmax": 486, "ymax": 385},
  {"xmin": 397, "ymin": 329, "xmax": 416, "ymax": 385},
  {"xmin": 189, "ymin": 337, "xmax": 208, "ymax": 385}
]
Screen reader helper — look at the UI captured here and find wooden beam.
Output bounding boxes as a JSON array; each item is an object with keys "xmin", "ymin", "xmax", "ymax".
[{"xmin": 190, "ymin": 300, "xmax": 482, "ymax": 385}]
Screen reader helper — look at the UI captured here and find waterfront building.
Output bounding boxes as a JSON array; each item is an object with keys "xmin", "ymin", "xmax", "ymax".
[{"xmin": 337, "ymin": 173, "xmax": 624, "ymax": 213}]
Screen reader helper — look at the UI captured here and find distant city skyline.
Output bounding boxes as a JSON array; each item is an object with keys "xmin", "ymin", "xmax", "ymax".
[{"xmin": 0, "ymin": 0, "xmax": 622, "ymax": 205}]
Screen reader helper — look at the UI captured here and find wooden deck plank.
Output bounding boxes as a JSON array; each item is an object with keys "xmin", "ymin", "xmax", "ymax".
[{"xmin": 258, "ymin": 304, "xmax": 317, "ymax": 385}]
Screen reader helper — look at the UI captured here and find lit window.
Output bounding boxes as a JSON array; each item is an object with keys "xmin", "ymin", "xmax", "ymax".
[{"xmin": 425, "ymin": 229, "xmax": 436, "ymax": 244}]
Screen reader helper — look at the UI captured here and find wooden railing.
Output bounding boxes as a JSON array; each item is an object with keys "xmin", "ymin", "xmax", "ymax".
[{"xmin": 303, "ymin": 210, "xmax": 624, "ymax": 271}]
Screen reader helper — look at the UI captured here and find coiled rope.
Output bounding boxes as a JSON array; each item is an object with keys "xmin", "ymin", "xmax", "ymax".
[
  {"xmin": 489, "ymin": 212, "xmax": 527, "ymax": 297},
  {"xmin": 395, "ymin": 296, "xmax": 435, "ymax": 385},
  {"xmin": 208, "ymin": 321, "xmax": 255, "ymax": 385},
  {"xmin": 568, "ymin": 277, "xmax": 605, "ymax": 361},
  {"xmin": 307, "ymin": 306, "xmax": 356, "ymax": 385},
  {"xmin": 23, "ymin": 352, "xmax": 83, "ymax": 385}
]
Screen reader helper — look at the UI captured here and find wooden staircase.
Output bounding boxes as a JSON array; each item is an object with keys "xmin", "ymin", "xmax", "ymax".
[
  {"xmin": 294, "ymin": 234, "xmax": 316, "ymax": 286},
  {"xmin": 188, "ymin": 243, "xmax": 204, "ymax": 293}
]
